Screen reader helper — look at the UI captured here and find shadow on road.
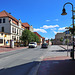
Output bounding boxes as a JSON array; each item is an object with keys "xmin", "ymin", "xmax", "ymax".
[
  {"xmin": 0, "ymin": 61, "xmax": 40, "ymax": 75},
  {"xmin": 37, "ymin": 58, "xmax": 75, "ymax": 75},
  {"xmin": 51, "ymin": 49, "xmax": 71, "ymax": 52}
]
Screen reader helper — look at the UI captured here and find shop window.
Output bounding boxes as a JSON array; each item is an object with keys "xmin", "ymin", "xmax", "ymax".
[
  {"xmin": 7, "ymin": 40, "xmax": 9, "ymax": 43},
  {"xmin": 1, "ymin": 33, "xmax": 3, "ymax": 36},
  {"xmin": 0, "ymin": 39, "xmax": 3, "ymax": 43}
]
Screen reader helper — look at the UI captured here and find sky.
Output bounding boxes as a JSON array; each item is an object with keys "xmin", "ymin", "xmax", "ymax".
[{"xmin": 0, "ymin": 0, "xmax": 75, "ymax": 40}]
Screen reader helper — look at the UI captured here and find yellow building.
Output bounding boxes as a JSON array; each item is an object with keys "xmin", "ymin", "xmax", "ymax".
[{"xmin": 0, "ymin": 32, "xmax": 10, "ymax": 46}]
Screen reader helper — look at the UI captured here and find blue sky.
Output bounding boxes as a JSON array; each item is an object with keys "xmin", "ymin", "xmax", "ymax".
[{"xmin": 0, "ymin": 0, "xmax": 75, "ymax": 39}]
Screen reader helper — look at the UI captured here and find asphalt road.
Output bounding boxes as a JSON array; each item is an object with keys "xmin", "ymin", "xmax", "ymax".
[
  {"xmin": 0, "ymin": 45, "xmax": 68, "ymax": 75},
  {"xmin": 0, "ymin": 45, "xmax": 49, "ymax": 75}
]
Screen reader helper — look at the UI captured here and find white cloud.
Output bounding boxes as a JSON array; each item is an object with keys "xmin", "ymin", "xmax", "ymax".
[
  {"xmin": 34, "ymin": 28, "xmax": 47, "ymax": 33},
  {"xmin": 51, "ymin": 28, "xmax": 56, "ymax": 30},
  {"xmin": 51, "ymin": 29, "xmax": 59, "ymax": 34},
  {"xmin": 53, "ymin": 31, "xmax": 57, "ymax": 34},
  {"xmin": 46, "ymin": 20, "xmax": 50, "ymax": 22},
  {"xmin": 55, "ymin": 19, "xmax": 59, "ymax": 21},
  {"xmin": 45, "ymin": 38, "xmax": 48, "ymax": 40},
  {"xmin": 58, "ymin": 27, "xmax": 66, "ymax": 31},
  {"xmin": 40, "ymin": 25, "xmax": 59, "ymax": 29}
]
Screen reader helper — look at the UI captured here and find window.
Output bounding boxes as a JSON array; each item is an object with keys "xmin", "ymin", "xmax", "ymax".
[
  {"xmin": 19, "ymin": 30, "xmax": 21, "ymax": 35},
  {"xmin": 0, "ymin": 39, "xmax": 3, "ymax": 43},
  {"xmin": 1, "ymin": 33, "xmax": 3, "ymax": 36},
  {"xmin": 2, "ymin": 27, "xmax": 4, "ymax": 32},
  {"xmin": 7, "ymin": 40, "xmax": 9, "ymax": 43},
  {"xmin": 3, "ymin": 18, "xmax": 5, "ymax": 23},
  {"xmin": 12, "ymin": 36, "xmax": 16, "ymax": 41},
  {"xmin": 12, "ymin": 27, "xmax": 14, "ymax": 33},
  {"xmin": 17, "ymin": 37, "xmax": 18, "ymax": 41},
  {"xmin": 0, "ymin": 19, "xmax": 2, "ymax": 23},
  {"xmin": 17, "ymin": 29, "xmax": 18, "ymax": 35},
  {"xmin": 15, "ymin": 28, "xmax": 16, "ymax": 33}
]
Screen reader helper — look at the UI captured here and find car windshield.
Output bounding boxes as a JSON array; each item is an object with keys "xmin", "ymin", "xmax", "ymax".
[
  {"xmin": 43, "ymin": 43, "xmax": 48, "ymax": 45},
  {"xmin": 29, "ymin": 42, "xmax": 35, "ymax": 44}
]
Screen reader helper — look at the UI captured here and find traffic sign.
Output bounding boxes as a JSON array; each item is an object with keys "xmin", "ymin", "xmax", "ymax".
[{"xmin": 65, "ymin": 31, "xmax": 70, "ymax": 34}]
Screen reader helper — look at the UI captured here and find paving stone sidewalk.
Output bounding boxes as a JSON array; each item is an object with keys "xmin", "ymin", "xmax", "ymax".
[
  {"xmin": 37, "ymin": 56, "xmax": 75, "ymax": 75},
  {"xmin": 0, "ymin": 46, "xmax": 28, "ymax": 53}
]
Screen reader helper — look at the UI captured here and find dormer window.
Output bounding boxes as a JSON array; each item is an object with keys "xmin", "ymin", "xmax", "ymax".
[
  {"xmin": 3, "ymin": 18, "xmax": 5, "ymax": 23},
  {"xmin": 0, "ymin": 19, "xmax": 2, "ymax": 23}
]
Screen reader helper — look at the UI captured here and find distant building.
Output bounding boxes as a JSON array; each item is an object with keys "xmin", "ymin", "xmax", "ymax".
[
  {"xmin": 54, "ymin": 33, "xmax": 65, "ymax": 45},
  {"xmin": 54, "ymin": 31, "xmax": 72, "ymax": 45},
  {"xmin": 34, "ymin": 32, "xmax": 43, "ymax": 45},
  {"xmin": 42, "ymin": 37, "xmax": 45, "ymax": 44},
  {"xmin": 22, "ymin": 23, "xmax": 34, "ymax": 32},
  {"xmin": 45, "ymin": 39, "xmax": 52, "ymax": 45}
]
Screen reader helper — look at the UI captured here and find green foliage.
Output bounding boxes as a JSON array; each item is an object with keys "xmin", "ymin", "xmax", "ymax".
[
  {"xmin": 65, "ymin": 39, "xmax": 69, "ymax": 44},
  {"xmin": 50, "ymin": 38, "xmax": 53, "ymax": 41},
  {"xmin": 60, "ymin": 37, "xmax": 63, "ymax": 42},
  {"xmin": 20, "ymin": 29, "xmax": 39, "ymax": 46},
  {"xmin": 66, "ymin": 26, "xmax": 75, "ymax": 34}
]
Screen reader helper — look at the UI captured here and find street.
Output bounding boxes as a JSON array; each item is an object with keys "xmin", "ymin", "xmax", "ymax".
[{"xmin": 0, "ymin": 45, "xmax": 69, "ymax": 75}]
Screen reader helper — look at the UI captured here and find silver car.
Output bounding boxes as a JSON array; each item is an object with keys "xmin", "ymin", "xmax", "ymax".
[{"xmin": 29, "ymin": 42, "xmax": 37, "ymax": 48}]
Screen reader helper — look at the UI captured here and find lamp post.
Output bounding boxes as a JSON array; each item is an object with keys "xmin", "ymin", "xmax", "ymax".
[{"xmin": 61, "ymin": 2, "xmax": 74, "ymax": 60}]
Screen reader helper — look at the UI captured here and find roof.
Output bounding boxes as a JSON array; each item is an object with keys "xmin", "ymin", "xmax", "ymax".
[
  {"xmin": 42, "ymin": 37, "xmax": 45, "ymax": 39},
  {"xmin": 34, "ymin": 32, "xmax": 42, "ymax": 38},
  {"xmin": 0, "ymin": 10, "xmax": 18, "ymax": 22},
  {"xmin": 22, "ymin": 23, "xmax": 30, "ymax": 27}
]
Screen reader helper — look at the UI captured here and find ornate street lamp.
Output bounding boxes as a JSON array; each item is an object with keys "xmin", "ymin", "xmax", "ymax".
[{"xmin": 61, "ymin": 2, "xmax": 74, "ymax": 60}]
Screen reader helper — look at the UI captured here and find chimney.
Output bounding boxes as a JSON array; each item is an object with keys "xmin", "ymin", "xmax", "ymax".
[{"xmin": 9, "ymin": 13, "xmax": 11, "ymax": 14}]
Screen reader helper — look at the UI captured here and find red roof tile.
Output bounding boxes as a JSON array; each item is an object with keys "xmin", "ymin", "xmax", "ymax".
[
  {"xmin": 0, "ymin": 10, "xmax": 18, "ymax": 22},
  {"xmin": 22, "ymin": 23, "xmax": 30, "ymax": 27},
  {"xmin": 34, "ymin": 32, "xmax": 42, "ymax": 38},
  {"xmin": 42, "ymin": 37, "xmax": 45, "ymax": 39}
]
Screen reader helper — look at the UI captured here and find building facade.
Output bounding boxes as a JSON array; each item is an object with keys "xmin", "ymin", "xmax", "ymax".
[
  {"xmin": 0, "ymin": 32, "xmax": 10, "ymax": 46},
  {"xmin": 0, "ymin": 10, "xmax": 26, "ymax": 46},
  {"xmin": 54, "ymin": 31, "xmax": 72, "ymax": 45},
  {"xmin": 22, "ymin": 23, "xmax": 34, "ymax": 32}
]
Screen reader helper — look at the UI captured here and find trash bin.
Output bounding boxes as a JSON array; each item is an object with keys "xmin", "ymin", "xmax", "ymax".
[{"xmin": 70, "ymin": 49, "xmax": 73, "ymax": 57}]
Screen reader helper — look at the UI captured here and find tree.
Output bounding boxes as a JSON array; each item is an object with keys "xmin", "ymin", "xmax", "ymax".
[
  {"xmin": 65, "ymin": 39, "xmax": 69, "ymax": 44},
  {"xmin": 60, "ymin": 37, "xmax": 63, "ymax": 42},
  {"xmin": 20, "ymin": 29, "xmax": 31, "ymax": 46},
  {"xmin": 20, "ymin": 29, "xmax": 39, "ymax": 46},
  {"xmin": 34, "ymin": 34, "xmax": 40, "ymax": 43},
  {"xmin": 50, "ymin": 38, "xmax": 53, "ymax": 41}
]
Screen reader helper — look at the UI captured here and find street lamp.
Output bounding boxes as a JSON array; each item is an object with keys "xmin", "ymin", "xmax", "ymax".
[{"xmin": 61, "ymin": 2, "xmax": 74, "ymax": 60}]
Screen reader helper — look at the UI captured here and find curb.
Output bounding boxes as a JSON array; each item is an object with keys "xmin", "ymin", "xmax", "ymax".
[
  {"xmin": 59, "ymin": 45, "xmax": 67, "ymax": 50},
  {"xmin": 28, "ymin": 61, "xmax": 41, "ymax": 75}
]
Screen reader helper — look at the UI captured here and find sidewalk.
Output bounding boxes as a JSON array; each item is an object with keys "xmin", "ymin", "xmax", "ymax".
[
  {"xmin": 0, "ymin": 46, "xmax": 28, "ymax": 53},
  {"xmin": 37, "ymin": 56, "xmax": 75, "ymax": 75}
]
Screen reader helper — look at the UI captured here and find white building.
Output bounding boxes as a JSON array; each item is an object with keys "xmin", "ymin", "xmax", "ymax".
[{"xmin": 0, "ymin": 10, "xmax": 26, "ymax": 46}]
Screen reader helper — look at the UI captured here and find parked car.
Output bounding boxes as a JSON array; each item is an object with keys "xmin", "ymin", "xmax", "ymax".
[
  {"xmin": 29, "ymin": 42, "xmax": 37, "ymax": 48},
  {"xmin": 68, "ymin": 43, "xmax": 72, "ymax": 46},
  {"xmin": 41, "ymin": 43, "xmax": 48, "ymax": 48}
]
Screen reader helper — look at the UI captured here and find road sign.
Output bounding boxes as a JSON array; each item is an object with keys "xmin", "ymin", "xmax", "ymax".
[{"xmin": 65, "ymin": 31, "xmax": 69, "ymax": 34}]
